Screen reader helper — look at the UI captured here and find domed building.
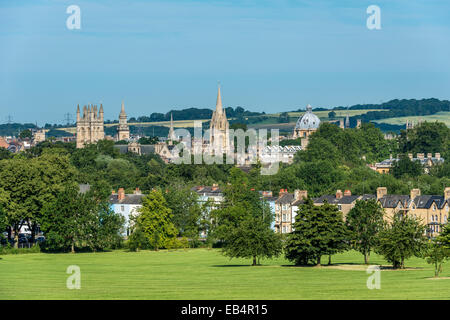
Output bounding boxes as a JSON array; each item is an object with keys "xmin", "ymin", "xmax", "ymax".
[{"xmin": 293, "ymin": 104, "xmax": 320, "ymax": 139}]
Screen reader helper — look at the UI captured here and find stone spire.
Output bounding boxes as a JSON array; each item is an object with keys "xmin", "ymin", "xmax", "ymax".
[
  {"xmin": 120, "ymin": 101, "xmax": 126, "ymax": 116},
  {"xmin": 216, "ymin": 84, "xmax": 223, "ymax": 114}
]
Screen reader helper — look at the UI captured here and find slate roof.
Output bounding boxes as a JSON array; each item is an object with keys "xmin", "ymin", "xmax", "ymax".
[
  {"xmin": 413, "ymin": 195, "xmax": 449, "ymax": 209},
  {"xmin": 109, "ymin": 194, "xmax": 145, "ymax": 205},
  {"xmin": 314, "ymin": 195, "xmax": 360, "ymax": 205},
  {"xmin": 191, "ymin": 186, "xmax": 223, "ymax": 196},
  {"xmin": 377, "ymin": 195, "xmax": 410, "ymax": 208},
  {"xmin": 275, "ymin": 193, "xmax": 294, "ymax": 204}
]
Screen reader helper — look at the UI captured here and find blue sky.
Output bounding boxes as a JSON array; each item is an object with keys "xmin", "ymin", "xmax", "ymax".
[{"xmin": 1, "ymin": 0, "xmax": 450, "ymax": 125}]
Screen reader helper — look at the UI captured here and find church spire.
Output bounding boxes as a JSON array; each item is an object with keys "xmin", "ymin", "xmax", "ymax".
[
  {"xmin": 216, "ymin": 83, "xmax": 223, "ymax": 114},
  {"xmin": 120, "ymin": 101, "xmax": 126, "ymax": 115}
]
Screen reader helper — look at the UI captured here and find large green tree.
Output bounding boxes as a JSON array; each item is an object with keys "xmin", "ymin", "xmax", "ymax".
[
  {"xmin": 135, "ymin": 189, "xmax": 177, "ymax": 250},
  {"xmin": 285, "ymin": 199, "xmax": 348, "ymax": 266},
  {"xmin": 346, "ymin": 199, "xmax": 385, "ymax": 264},
  {"xmin": 376, "ymin": 215, "xmax": 427, "ymax": 269},
  {"xmin": 164, "ymin": 183, "xmax": 201, "ymax": 241},
  {"xmin": 212, "ymin": 168, "xmax": 282, "ymax": 266}
]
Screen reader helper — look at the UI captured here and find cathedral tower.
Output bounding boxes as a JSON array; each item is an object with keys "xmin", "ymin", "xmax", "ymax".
[
  {"xmin": 76, "ymin": 103, "xmax": 105, "ymax": 148},
  {"xmin": 209, "ymin": 84, "xmax": 230, "ymax": 154},
  {"xmin": 117, "ymin": 101, "xmax": 130, "ymax": 141}
]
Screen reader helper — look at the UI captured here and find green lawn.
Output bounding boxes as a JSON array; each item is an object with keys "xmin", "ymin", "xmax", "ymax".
[{"xmin": 0, "ymin": 249, "xmax": 449, "ymax": 299}]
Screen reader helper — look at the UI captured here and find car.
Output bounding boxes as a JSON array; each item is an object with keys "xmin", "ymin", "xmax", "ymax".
[{"xmin": 35, "ymin": 236, "xmax": 45, "ymax": 244}]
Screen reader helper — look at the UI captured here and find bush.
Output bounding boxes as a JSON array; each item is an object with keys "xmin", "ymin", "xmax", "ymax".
[{"xmin": 0, "ymin": 243, "xmax": 41, "ymax": 255}]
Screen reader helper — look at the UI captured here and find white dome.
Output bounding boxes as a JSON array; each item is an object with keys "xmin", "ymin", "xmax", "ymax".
[{"xmin": 295, "ymin": 104, "xmax": 320, "ymax": 130}]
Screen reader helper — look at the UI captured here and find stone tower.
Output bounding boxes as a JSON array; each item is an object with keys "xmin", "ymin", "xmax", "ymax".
[
  {"xmin": 76, "ymin": 104, "xmax": 105, "ymax": 148},
  {"xmin": 117, "ymin": 101, "xmax": 130, "ymax": 141},
  {"xmin": 209, "ymin": 84, "xmax": 230, "ymax": 154}
]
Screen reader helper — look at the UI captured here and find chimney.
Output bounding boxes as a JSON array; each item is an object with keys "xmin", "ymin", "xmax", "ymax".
[
  {"xmin": 427, "ymin": 153, "xmax": 432, "ymax": 159},
  {"xmin": 417, "ymin": 153, "xmax": 424, "ymax": 160},
  {"xmin": 435, "ymin": 153, "xmax": 441, "ymax": 160},
  {"xmin": 111, "ymin": 190, "xmax": 116, "ymax": 195},
  {"xmin": 212, "ymin": 183, "xmax": 219, "ymax": 191},
  {"xmin": 294, "ymin": 190, "xmax": 308, "ymax": 201},
  {"xmin": 279, "ymin": 189, "xmax": 288, "ymax": 195},
  {"xmin": 377, "ymin": 187, "xmax": 387, "ymax": 200},
  {"xmin": 356, "ymin": 119, "xmax": 362, "ymax": 128},
  {"xmin": 445, "ymin": 187, "xmax": 450, "ymax": 200},
  {"xmin": 389, "ymin": 154, "xmax": 392, "ymax": 160},
  {"xmin": 134, "ymin": 188, "xmax": 141, "ymax": 195},
  {"xmin": 118, "ymin": 188, "xmax": 125, "ymax": 201},
  {"xmin": 336, "ymin": 190, "xmax": 343, "ymax": 199},
  {"xmin": 408, "ymin": 153, "xmax": 413, "ymax": 160},
  {"xmin": 410, "ymin": 188, "xmax": 420, "ymax": 200},
  {"xmin": 339, "ymin": 119, "xmax": 344, "ymax": 129},
  {"xmin": 344, "ymin": 189, "xmax": 352, "ymax": 196}
]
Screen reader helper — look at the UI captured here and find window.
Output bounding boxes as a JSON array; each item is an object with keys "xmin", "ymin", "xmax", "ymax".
[
  {"xmin": 445, "ymin": 215, "xmax": 448, "ymax": 223},
  {"xmin": 282, "ymin": 214, "xmax": 286, "ymax": 222},
  {"xmin": 121, "ymin": 205, "xmax": 125, "ymax": 212},
  {"xmin": 282, "ymin": 226, "xmax": 286, "ymax": 233},
  {"xmin": 338, "ymin": 204, "xmax": 342, "ymax": 211}
]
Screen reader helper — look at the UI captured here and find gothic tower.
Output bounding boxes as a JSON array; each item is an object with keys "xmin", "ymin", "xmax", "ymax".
[
  {"xmin": 76, "ymin": 103, "xmax": 105, "ymax": 148},
  {"xmin": 117, "ymin": 101, "xmax": 130, "ymax": 141},
  {"xmin": 209, "ymin": 84, "xmax": 230, "ymax": 154}
]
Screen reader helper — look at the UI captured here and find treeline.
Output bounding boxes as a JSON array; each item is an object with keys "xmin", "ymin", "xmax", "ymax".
[{"xmin": 129, "ymin": 106, "xmax": 265, "ymax": 123}]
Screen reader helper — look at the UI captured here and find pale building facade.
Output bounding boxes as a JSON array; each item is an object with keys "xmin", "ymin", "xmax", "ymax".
[
  {"xmin": 209, "ymin": 85, "xmax": 230, "ymax": 154},
  {"xmin": 377, "ymin": 187, "xmax": 450, "ymax": 238},
  {"xmin": 117, "ymin": 102, "xmax": 130, "ymax": 141},
  {"xmin": 76, "ymin": 104, "xmax": 105, "ymax": 148}
]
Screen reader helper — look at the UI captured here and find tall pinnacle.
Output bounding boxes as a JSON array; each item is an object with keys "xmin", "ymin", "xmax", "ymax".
[
  {"xmin": 120, "ymin": 101, "xmax": 126, "ymax": 115},
  {"xmin": 216, "ymin": 84, "xmax": 223, "ymax": 114}
]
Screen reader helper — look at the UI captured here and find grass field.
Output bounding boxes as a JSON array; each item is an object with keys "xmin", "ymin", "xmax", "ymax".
[
  {"xmin": 373, "ymin": 112, "xmax": 450, "ymax": 127},
  {"xmin": 1, "ymin": 249, "xmax": 449, "ymax": 300}
]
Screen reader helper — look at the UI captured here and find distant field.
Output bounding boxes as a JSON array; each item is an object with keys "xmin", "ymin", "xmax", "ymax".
[
  {"xmin": 373, "ymin": 112, "xmax": 450, "ymax": 127},
  {"xmin": 0, "ymin": 249, "xmax": 449, "ymax": 299}
]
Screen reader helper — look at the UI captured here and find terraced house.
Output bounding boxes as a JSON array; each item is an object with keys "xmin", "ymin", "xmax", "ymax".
[
  {"xmin": 274, "ymin": 187, "xmax": 450, "ymax": 237},
  {"xmin": 376, "ymin": 187, "xmax": 450, "ymax": 237}
]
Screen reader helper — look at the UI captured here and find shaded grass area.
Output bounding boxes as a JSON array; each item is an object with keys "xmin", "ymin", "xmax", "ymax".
[{"xmin": 0, "ymin": 249, "xmax": 449, "ymax": 300}]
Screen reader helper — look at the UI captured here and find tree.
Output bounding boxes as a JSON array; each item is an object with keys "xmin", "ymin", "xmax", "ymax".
[
  {"xmin": 328, "ymin": 111, "xmax": 336, "ymax": 119},
  {"xmin": 424, "ymin": 240, "xmax": 449, "ymax": 277},
  {"xmin": 285, "ymin": 199, "xmax": 348, "ymax": 266},
  {"xmin": 40, "ymin": 184, "xmax": 97, "ymax": 253},
  {"xmin": 376, "ymin": 215, "xmax": 427, "ymax": 269},
  {"xmin": 285, "ymin": 199, "xmax": 347, "ymax": 265},
  {"xmin": 212, "ymin": 168, "xmax": 282, "ymax": 265},
  {"xmin": 346, "ymin": 199, "xmax": 385, "ymax": 264},
  {"xmin": 391, "ymin": 155, "xmax": 423, "ymax": 178},
  {"xmin": 278, "ymin": 112, "xmax": 290, "ymax": 123},
  {"xmin": 136, "ymin": 189, "xmax": 177, "ymax": 250},
  {"xmin": 0, "ymin": 152, "xmax": 77, "ymax": 247},
  {"xmin": 19, "ymin": 129, "xmax": 32, "ymax": 139},
  {"xmin": 164, "ymin": 184, "xmax": 201, "ymax": 242}
]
